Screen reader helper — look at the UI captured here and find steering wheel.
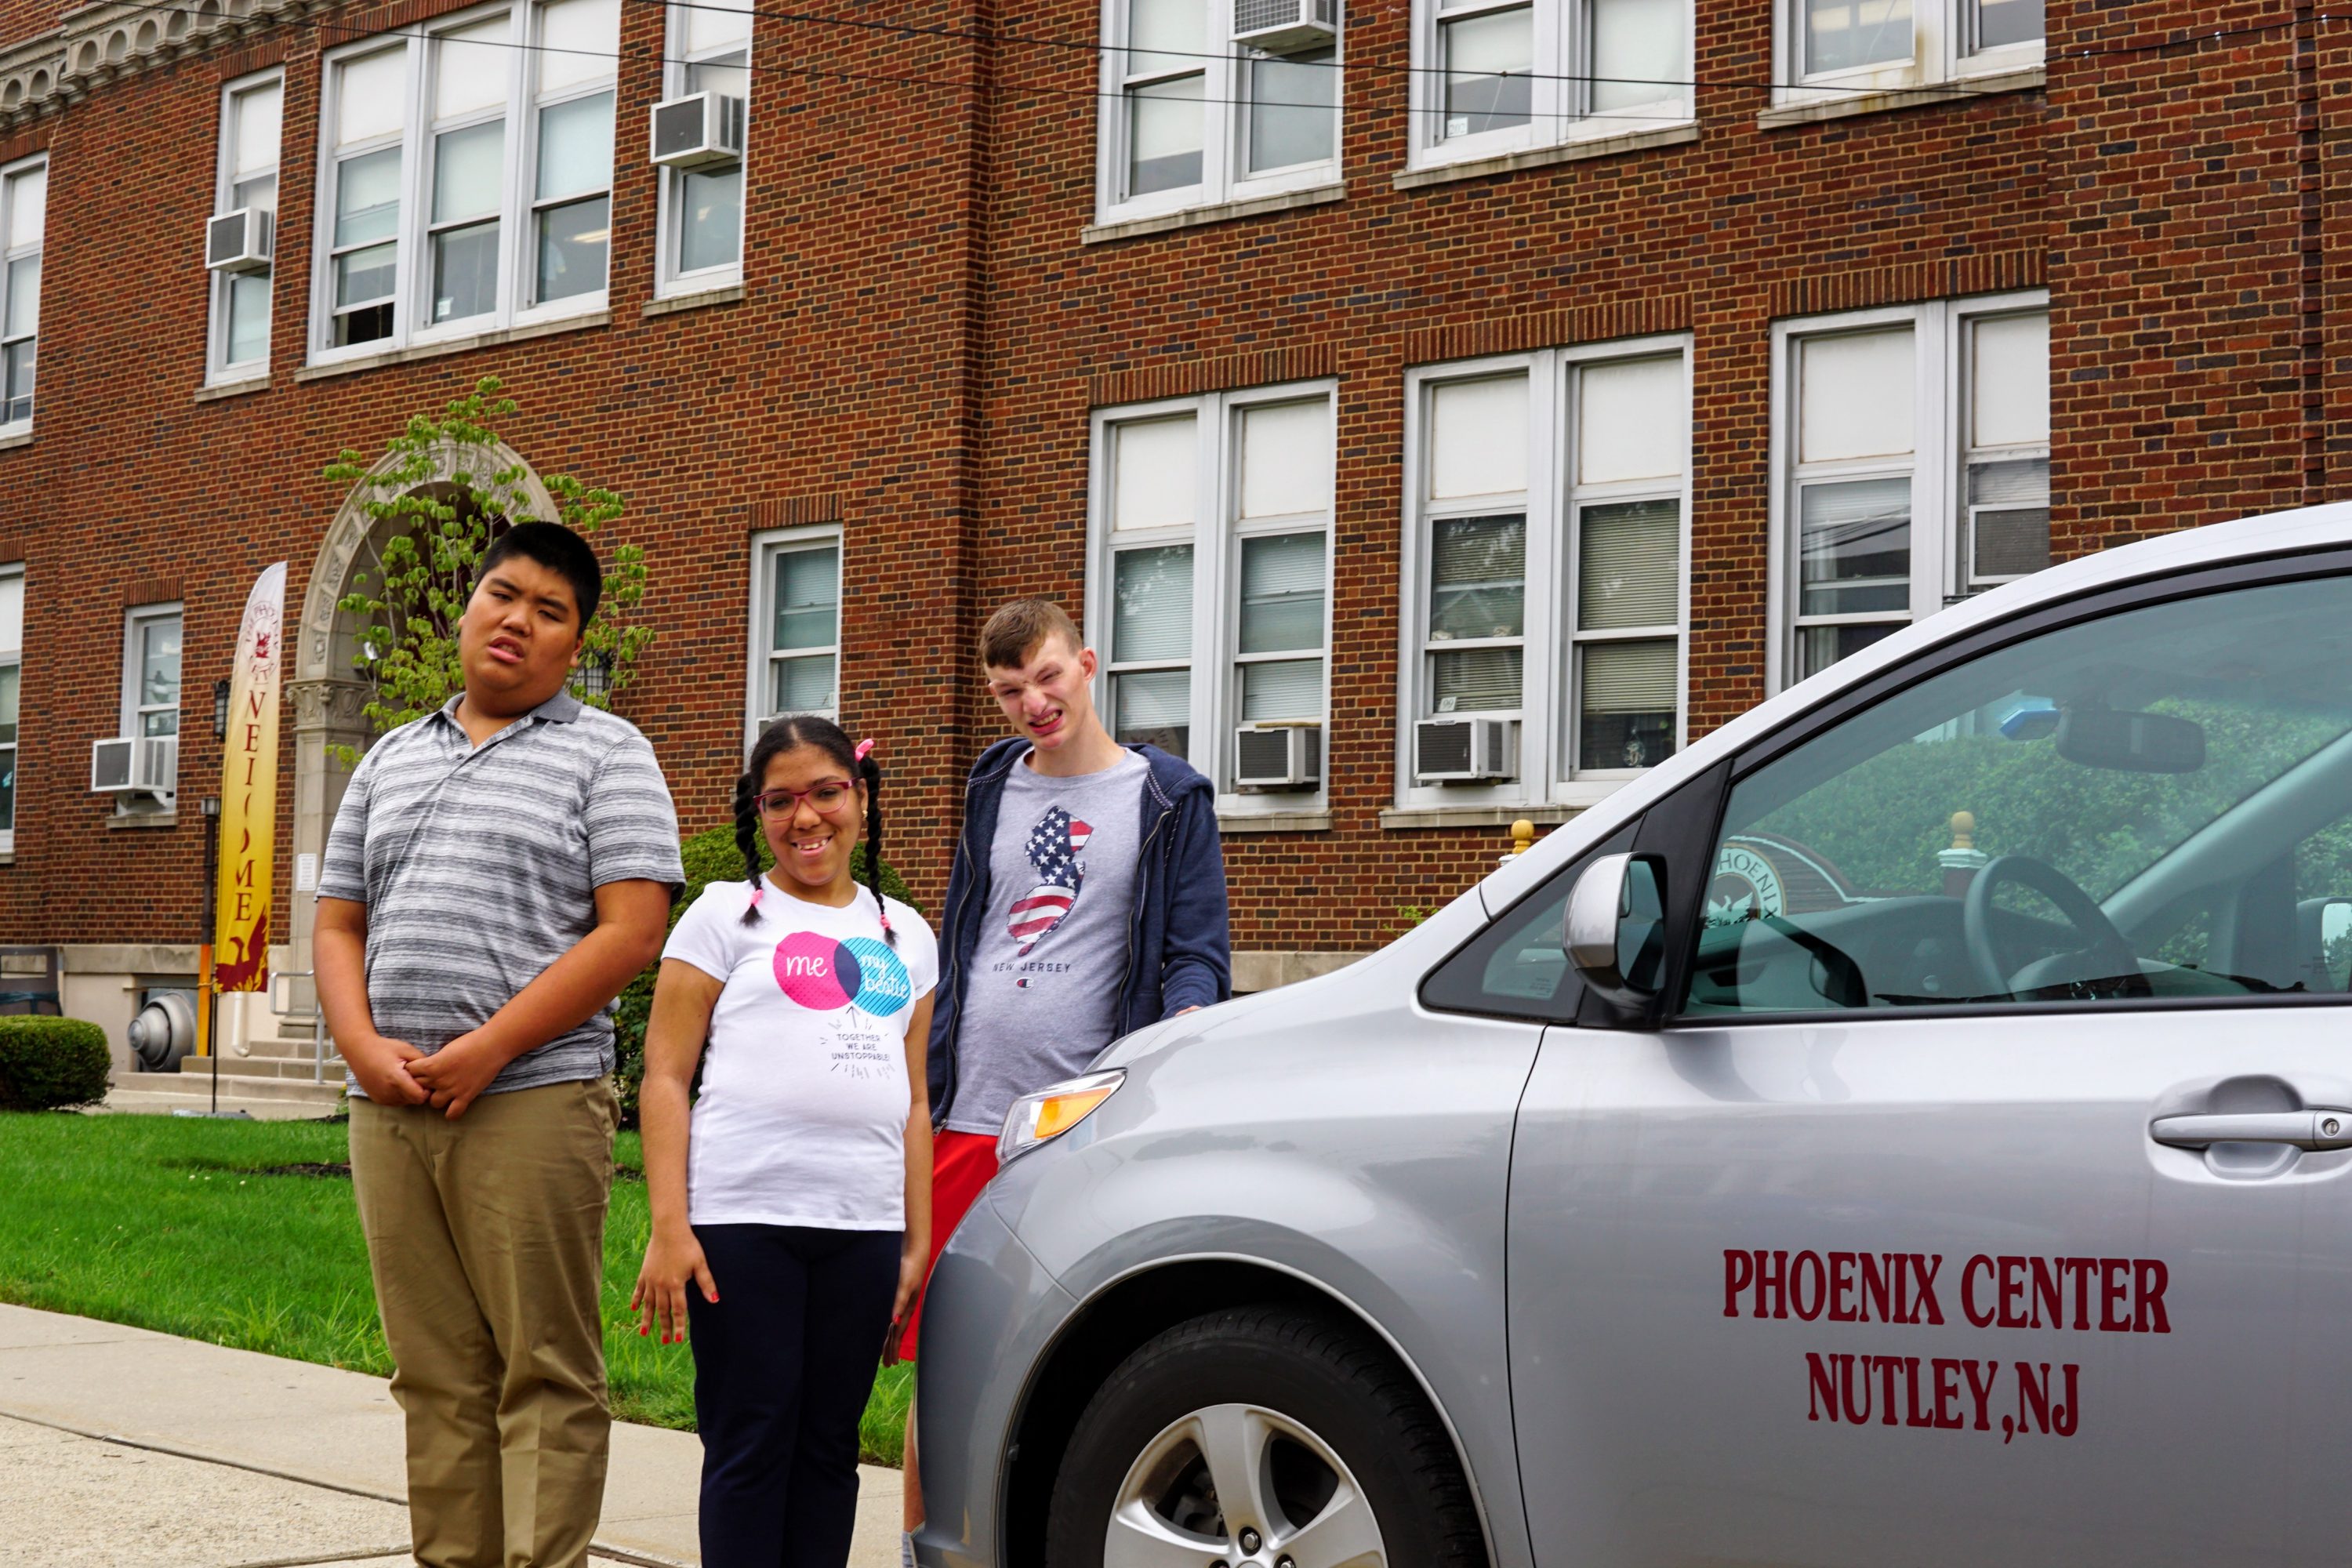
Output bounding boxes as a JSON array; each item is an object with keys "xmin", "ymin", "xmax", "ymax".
[{"xmin": 1962, "ymin": 855, "xmax": 2151, "ymax": 1000}]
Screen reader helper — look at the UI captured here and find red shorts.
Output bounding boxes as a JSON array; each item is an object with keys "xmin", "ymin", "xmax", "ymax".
[{"xmin": 898, "ymin": 1129, "xmax": 1000, "ymax": 1361}]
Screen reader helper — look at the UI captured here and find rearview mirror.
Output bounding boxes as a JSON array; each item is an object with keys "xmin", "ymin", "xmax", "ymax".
[
  {"xmin": 1566, "ymin": 851, "xmax": 1668, "ymax": 1008},
  {"xmin": 2054, "ymin": 708, "xmax": 2206, "ymax": 774}
]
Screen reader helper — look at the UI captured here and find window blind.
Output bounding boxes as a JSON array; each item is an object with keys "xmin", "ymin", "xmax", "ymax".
[
  {"xmin": 1579, "ymin": 499, "xmax": 1679, "ymax": 630},
  {"xmin": 1798, "ymin": 477, "xmax": 1911, "ymax": 615},
  {"xmin": 233, "ymin": 83, "xmax": 282, "ymax": 178},
  {"xmin": 1591, "ymin": 0, "xmax": 1687, "ymax": 112},
  {"xmin": 1429, "ymin": 376, "xmax": 1528, "ymax": 499},
  {"xmin": 1969, "ymin": 457, "xmax": 2050, "ymax": 579},
  {"xmin": 1240, "ymin": 400, "xmax": 1331, "ymax": 519},
  {"xmin": 1581, "ymin": 639, "xmax": 1675, "ymax": 714},
  {"xmin": 1432, "ymin": 646, "xmax": 1523, "ymax": 712},
  {"xmin": 1130, "ymin": 0, "xmax": 1206, "ymax": 70},
  {"xmin": 1801, "ymin": 328, "xmax": 1914, "ymax": 463},
  {"xmin": 436, "ymin": 20, "xmax": 510, "ymax": 118},
  {"xmin": 1972, "ymin": 311, "xmax": 2049, "ymax": 449},
  {"xmin": 1113, "ymin": 416, "xmax": 1196, "ymax": 531},
  {"xmin": 1115, "ymin": 669, "xmax": 1190, "ymax": 727},
  {"xmin": 339, "ymin": 49, "xmax": 407, "ymax": 143},
  {"xmin": 685, "ymin": 0, "xmax": 752, "ymax": 56},
  {"xmin": 1240, "ymin": 532, "xmax": 1325, "ymax": 654},
  {"xmin": 1114, "ymin": 545, "xmax": 1194, "ymax": 662},
  {"xmin": 771, "ymin": 653, "xmax": 836, "ymax": 715},
  {"xmin": 1429, "ymin": 514, "xmax": 1526, "ymax": 640},
  {"xmin": 1243, "ymin": 659, "xmax": 1322, "ymax": 722},
  {"xmin": 771, "ymin": 546, "xmax": 838, "ymax": 651},
  {"xmin": 1578, "ymin": 356, "xmax": 1685, "ymax": 485},
  {"xmin": 540, "ymin": 0, "xmax": 618, "ymax": 89},
  {"xmin": 0, "ymin": 576, "xmax": 20, "ymax": 654}
]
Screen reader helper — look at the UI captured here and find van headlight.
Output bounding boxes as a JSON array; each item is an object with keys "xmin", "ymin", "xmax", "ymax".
[{"xmin": 998, "ymin": 1069, "xmax": 1125, "ymax": 1164}]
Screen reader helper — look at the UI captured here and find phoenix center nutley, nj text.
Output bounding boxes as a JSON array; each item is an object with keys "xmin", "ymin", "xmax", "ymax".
[{"xmin": 1724, "ymin": 1248, "xmax": 2175, "ymax": 1443}]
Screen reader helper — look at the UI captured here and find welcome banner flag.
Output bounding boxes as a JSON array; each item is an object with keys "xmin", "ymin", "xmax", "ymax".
[{"xmin": 214, "ymin": 561, "xmax": 286, "ymax": 993}]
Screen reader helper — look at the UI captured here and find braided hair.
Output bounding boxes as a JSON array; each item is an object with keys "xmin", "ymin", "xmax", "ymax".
[{"xmin": 735, "ymin": 714, "xmax": 895, "ymax": 944}]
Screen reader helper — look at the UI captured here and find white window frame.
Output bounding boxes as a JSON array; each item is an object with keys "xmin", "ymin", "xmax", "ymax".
[
  {"xmin": 1084, "ymin": 380, "xmax": 1339, "ymax": 818},
  {"xmin": 1094, "ymin": 0, "xmax": 1343, "ymax": 227},
  {"xmin": 746, "ymin": 525, "xmax": 843, "ymax": 745},
  {"xmin": 655, "ymin": 0, "xmax": 750, "ymax": 297},
  {"xmin": 1766, "ymin": 289, "xmax": 2050, "ymax": 694},
  {"xmin": 1396, "ymin": 336, "xmax": 1693, "ymax": 813},
  {"xmin": 121, "ymin": 602, "xmax": 184, "ymax": 742},
  {"xmin": 0, "ymin": 564, "xmax": 21, "ymax": 854},
  {"xmin": 209, "ymin": 70, "xmax": 284, "ymax": 385},
  {"xmin": 0, "ymin": 153, "xmax": 45, "ymax": 437},
  {"xmin": 310, "ymin": 1, "xmax": 615, "ymax": 366},
  {"xmin": 1405, "ymin": 0, "xmax": 1693, "ymax": 173},
  {"xmin": 1773, "ymin": 0, "xmax": 2042, "ymax": 110}
]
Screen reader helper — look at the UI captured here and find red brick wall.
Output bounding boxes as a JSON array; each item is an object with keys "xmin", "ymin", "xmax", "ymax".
[{"xmin": 0, "ymin": 0, "xmax": 2326, "ymax": 957}]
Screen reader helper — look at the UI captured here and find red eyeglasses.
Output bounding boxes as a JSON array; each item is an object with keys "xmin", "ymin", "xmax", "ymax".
[{"xmin": 754, "ymin": 779, "xmax": 858, "ymax": 819}]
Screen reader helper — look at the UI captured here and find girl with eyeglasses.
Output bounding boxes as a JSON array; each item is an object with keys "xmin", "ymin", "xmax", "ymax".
[{"xmin": 630, "ymin": 713, "xmax": 936, "ymax": 1568}]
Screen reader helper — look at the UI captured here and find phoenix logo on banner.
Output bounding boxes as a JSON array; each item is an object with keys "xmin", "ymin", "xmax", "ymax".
[{"xmin": 1010, "ymin": 805, "xmax": 1092, "ymax": 955}]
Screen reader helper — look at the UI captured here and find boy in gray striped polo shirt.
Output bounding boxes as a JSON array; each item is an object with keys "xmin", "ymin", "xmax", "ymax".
[{"xmin": 315, "ymin": 522, "xmax": 682, "ymax": 1568}]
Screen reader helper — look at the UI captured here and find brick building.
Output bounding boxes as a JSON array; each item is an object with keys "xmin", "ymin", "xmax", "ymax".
[{"xmin": 0, "ymin": 0, "xmax": 2318, "ymax": 1077}]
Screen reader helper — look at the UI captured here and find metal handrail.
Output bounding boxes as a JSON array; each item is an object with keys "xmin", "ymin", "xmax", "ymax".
[{"xmin": 269, "ymin": 968, "xmax": 332, "ymax": 1084}]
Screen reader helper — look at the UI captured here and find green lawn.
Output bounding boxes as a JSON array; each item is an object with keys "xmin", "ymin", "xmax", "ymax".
[{"xmin": 0, "ymin": 1112, "xmax": 914, "ymax": 1465}]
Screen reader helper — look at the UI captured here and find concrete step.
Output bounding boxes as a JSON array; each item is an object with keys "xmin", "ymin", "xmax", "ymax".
[
  {"xmin": 169, "ymin": 1060, "xmax": 347, "ymax": 1101},
  {"xmin": 214, "ymin": 1043, "xmax": 342, "ymax": 1073},
  {"xmin": 179, "ymin": 1052, "xmax": 342, "ymax": 1082},
  {"xmin": 97, "ymin": 1084, "xmax": 346, "ymax": 1120}
]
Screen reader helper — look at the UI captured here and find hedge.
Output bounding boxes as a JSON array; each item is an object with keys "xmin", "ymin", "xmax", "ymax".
[
  {"xmin": 0, "ymin": 1018, "xmax": 112, "ymax": 1112},
  {"xmin": 612, "ymin": 824, "xmax": 916, "ymax": 1126}
]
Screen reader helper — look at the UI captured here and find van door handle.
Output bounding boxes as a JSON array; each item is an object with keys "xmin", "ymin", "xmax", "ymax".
[{"xmin": 2150, "ymin": 1110, "xmax": 2352, "ymax": 1151}]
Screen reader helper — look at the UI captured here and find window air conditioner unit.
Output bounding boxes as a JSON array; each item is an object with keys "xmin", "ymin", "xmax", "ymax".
[
  {"xmin": 1414, "ymin": 717, "xmax": 1515, "ymax": 784},
  {"xmin": 91, "ymin": 736, "xmax": 178, "ymax": 796},
  {"xmin": 205, "ymin": 208, "xmax": 274, "ymax": 274},
  {"xmin": 1232, "ymin": 0, "xmax": 1337, "ymax": 53},
  {"xmin": 1234, "ymin": 722, "xmax": 1322, "ymax": 790},
  {"xmin": 650, "ymin": 93, "xmax": 747, "ymax": 170}
]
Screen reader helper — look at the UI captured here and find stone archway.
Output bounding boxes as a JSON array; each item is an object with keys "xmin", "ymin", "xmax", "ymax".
[{"xmin": 285, "ymin": 440, "xmax": 557, "ymax": 973}]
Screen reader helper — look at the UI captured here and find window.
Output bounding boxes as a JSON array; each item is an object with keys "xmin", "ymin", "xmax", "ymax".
[
  {"xmin": 1088, "ymin": 385, "xmax": 1335, "ymax": 810},
  {"xmin": 0, "ymin": 569, "xmax": 20, "ymax": 850},
  {"xmin": 1097, "ymin": 0, "xmax": 1341, "ymax": 224},
  {"xmin": 1773, "ymin": 293, "xmax": 2049, "ymax": 687},
  {"xmin": 659, "ymin": 0, "xmax": 750, "ymax": 291},
  {"xmin": 1686, "ymin": 572, "xmax": 2352, "ymax": 1017},
  {"xmin": 1410, "ymin": 0, "xmax": 1690, "ymax": 171},
  {"xmin": 1401, "ymin": 340, "xmax": 1690, "ymax": 811},
  {"xmin": 211, "ymin": 73, "xmax": 282, "ymax": 380},
  {"xmin": 0, "ymin": 157, "xmax": 44, "ymax": 433},
  {"xmin": 750, "ymin": 528, "xmax": 840, "ymax": 735},
  {"xmin": 122, "ymin": 604, "xmax": 183, "ymax": 739},
  {"xmin": 314, "ymin": 0, "xmax": 618, "ymax": 361},
  {"xmin": 1779, "ymin": 0, "xmax": 2040, "ymax": 103}
]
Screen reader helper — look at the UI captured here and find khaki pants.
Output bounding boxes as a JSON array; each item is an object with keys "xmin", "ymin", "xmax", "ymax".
[{"xmin": 351, "ymin": 1077, "xmax": 619, "ymax": 1568}]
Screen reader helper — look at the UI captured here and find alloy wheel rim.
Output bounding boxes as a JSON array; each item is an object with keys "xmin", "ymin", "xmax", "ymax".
[{"xmin": 1102, "ymin": 1400, "xmax": 1385, "ymax": 1568}]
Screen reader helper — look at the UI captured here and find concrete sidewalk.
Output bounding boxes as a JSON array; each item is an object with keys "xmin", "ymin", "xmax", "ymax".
[{"xmin": 0, "ymin": 1303, "xmax": 902, "ymax": 1567}]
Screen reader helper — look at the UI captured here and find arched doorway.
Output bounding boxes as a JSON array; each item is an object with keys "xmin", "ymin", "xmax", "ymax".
[{"xmin": 284, "ymin": 439, "xmax": 557, "ymax": 974}]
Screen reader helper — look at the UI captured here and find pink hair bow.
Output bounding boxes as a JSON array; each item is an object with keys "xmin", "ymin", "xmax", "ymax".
[{"xmin": 854, "ymin": 739, "xmax": 876, "ymax": 761}]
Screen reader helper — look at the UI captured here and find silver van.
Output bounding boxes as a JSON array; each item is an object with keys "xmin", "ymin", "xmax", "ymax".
[{"xmin": 914, "ymin": 505, "xmax": 2352, "ymax": 1568}]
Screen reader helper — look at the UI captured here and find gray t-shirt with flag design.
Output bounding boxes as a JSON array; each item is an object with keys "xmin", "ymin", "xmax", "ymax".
[{"xmin": 946, "ymin": 748, "xmax": 1149, "ymax": 1135}]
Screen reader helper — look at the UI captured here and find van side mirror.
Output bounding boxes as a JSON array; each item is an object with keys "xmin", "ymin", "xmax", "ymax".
[
  {"xmin": 2296, "ymin": 897, "xmax": 2352, "ymax": 993},
  {"xmin": 1566, "ymin": 852, "xmax": 1668, "ymax": 1009}
]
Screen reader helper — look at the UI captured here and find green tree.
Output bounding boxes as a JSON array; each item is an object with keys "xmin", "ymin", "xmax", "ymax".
[{"xmin": 324, "ymin": 376, "xmax": 652, "ymax": 761}]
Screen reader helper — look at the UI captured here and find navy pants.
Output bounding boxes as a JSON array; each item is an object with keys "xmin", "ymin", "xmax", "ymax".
[{"xmin": 685, "ymin": 1223, "xmax": 902, "ymax": 1568}]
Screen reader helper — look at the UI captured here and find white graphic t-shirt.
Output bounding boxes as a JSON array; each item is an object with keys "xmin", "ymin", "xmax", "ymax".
[{"xmin": 662, "ymin": 878, "xmax": 938, "ymax": 1229}]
